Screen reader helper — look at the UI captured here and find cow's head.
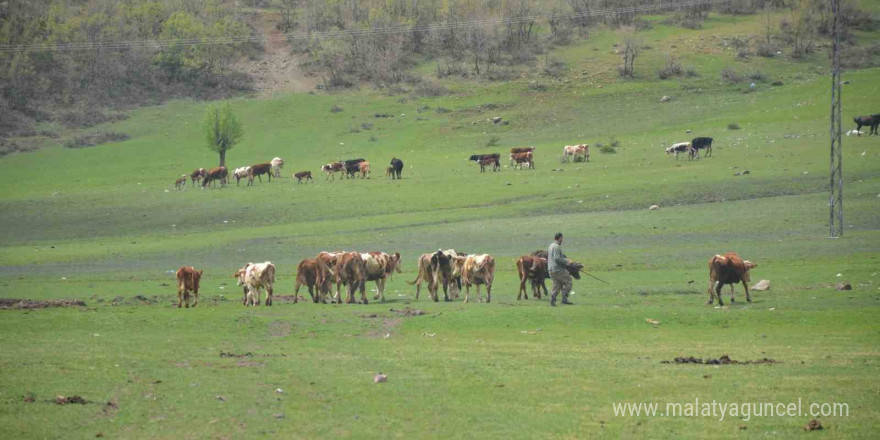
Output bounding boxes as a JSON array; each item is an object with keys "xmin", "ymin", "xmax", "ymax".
[
  {"xmin": 742, "ymin": 260, "xmax": 757, "ymax": 283},
  {"xmin": 392, "ymin": 252, "xmax": 402, "ymax": 273},
  {"xmin": 468, "ymin": 155, "xmax": 480, "ymax": 162},
  {"xmin": 234, "ymin": 264, "xmax": 252, "ymax": 286},
  {"xmin": 566, "ymin": 262, "xmax": 584, "ymax": 280}
]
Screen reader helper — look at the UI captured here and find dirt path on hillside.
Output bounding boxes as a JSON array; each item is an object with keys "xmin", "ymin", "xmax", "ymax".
[{"xmin": 235, "ymin": 11, "xmax": 318, "ymax": 97}]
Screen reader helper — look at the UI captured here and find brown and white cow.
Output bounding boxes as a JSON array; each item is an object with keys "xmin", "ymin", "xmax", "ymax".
[
  {"xmin": 321, "ymin": 162, "xmax": 345, "ymax": 180},
  {"xmin": 247, "ymin": 163, "xmax": 272, "ymax": 185},
  {"xmin": 460, "ymin": 254, "xmax": 495, "ymax": 303},
  {"xmin": 573, "ymin": 144, "xmax": 589, "ymax": 162},
  {"xmin": 707, "ymin": 252, "xmax": 757, "ymax": 306},
  {"xmin": 175, "ymin": 175, "xmax": 187, "ymax": 191},
  {"xmin": 665, "ymin": 142, "xmax": 694, "ymax": 161},
  {"xmin": 294, "ymin": 171, "xmax": 312, "ymax": 183},
  {"xmin": 362, "ymin": 251, "xmax": 402, "ymax": 302},
  {"xmin": 335, "ymin": 252, "xmax": 368, "ymax": 304},
  {"xmin": 175, "ymin": 266, "xmax": 203, "ymax": 308},
  {"xmin": 515, "ymin": 255, "xmax": 549, "ymax": 300},
  {"xmin": 315, "ymin": 251, "xmax": 343, "ymax": 302},
  {"xmin": 190, "ymin": 168, "xmax": 206, "ymax": 186},
  {"xmin": 202, "ymin": 166, "xmax": 228, "ymax": 188},
  {"xmin": 510, "ymin": 146, "xmax": 535, "ymax": 164},
  {"xmin": 511, "ymin": 151, "xmax": 534, "ymax": 170},
  {"xmin": 233, "ymin": 166, "xmax": 251, "ymax": 186},
  {"xmin": 234, "ymin": 262, "xmax": 276, "ymax": 306},
  {"xmin": 408, "ymin": 250, "xmax": 465, "ymax": 302}
]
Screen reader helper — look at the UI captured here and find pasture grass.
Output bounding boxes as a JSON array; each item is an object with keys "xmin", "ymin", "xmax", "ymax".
[{"xmin": 1, "ymin": 13, "xmax": 879, "ymax": 439}]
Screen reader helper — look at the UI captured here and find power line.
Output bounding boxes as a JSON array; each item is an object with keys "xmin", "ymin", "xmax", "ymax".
[{"xmin": 0, "ymin": 0, "xmax": 730, "ymax": 53}]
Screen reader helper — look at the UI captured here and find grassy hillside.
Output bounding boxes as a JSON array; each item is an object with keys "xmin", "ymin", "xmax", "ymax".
[{"xmin": 1, "ymin": 13, "xmax": 879, "ymax": 439}]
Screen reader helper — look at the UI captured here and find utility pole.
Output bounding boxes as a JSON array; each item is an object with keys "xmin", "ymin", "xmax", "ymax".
[{"xmin": 829, "ymin": 0, "xmax": 843, "ymax": 238}]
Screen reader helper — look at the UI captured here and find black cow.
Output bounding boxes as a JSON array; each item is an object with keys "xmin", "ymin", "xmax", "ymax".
[
  {"xmin": 343, "ymin": 158, "xmax": 365, "ymax": 179},
  {"xmin": 854, "ymin": 115, "xmax": 880, "ymax": 136},
  {"xmin": 390, "ymin": 157, "xmax": 404, "ymax": 180},
  {"xmin": 469, "ymin": 153, "xmax": 500, "ymax": 162},
  {"xmin": 691, "ymin": 137, "xmax": 713, "ymax": 158}
]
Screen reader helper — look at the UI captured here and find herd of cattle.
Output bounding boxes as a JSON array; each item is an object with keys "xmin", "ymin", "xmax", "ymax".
[{"xmin": 174, "ymin": 249, "xmax": 756, "ymax": 308}]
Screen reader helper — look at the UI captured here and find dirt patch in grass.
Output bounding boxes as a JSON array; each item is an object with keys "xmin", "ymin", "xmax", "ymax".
[
  {"xmin": 0, "ymin": 298, "xmax": 86, "ymax": 310},
  {"xmin": 268, "ymin": 321, "xmax": 291, "ymax": 338},
  {"xmin": 389, "ymin": 307, "xmax": 426, "ymax": 317},
  {"xmin": 219, "ymin": 351, "xmax": 287, "ymax": 358},
  {"xmin": 272, "ymin": 295, "xmax": 303, "ymax": 304},
  {"xmin": 662, "ymin": 355, "xmax": 778, "ymax": 365},
  {"xmin": 53, "ymin": 395, "xmax": 90, "ymax": 405}
]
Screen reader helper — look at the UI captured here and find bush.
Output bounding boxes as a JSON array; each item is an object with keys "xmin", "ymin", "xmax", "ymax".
[
  {"xmin": 63, "ymin": 131, "xmax": 130, "ymax": 149},
  {"xmin": 728, "ymin": 123, "xmax": 741, "ymax": 130},
  {"xmin": 543, "ymin": 58, "xmax": 566, "ymax": 78},
  {"xmin": 368, "ymin": 135, "xmax": 378, "ymax": 142},
  {"xmin": 685, "ymin": 67, "xmax": 699, "ymax": 78},
  {"xmin": 747, "ymin": 70, "xmax": 767, "ymax": 82},
  {"xmin": 756, "ymin": 42, "xmax": 777, "ymax": 58},
  {"xmin": 412, "ymin": 81, "xmax": 450, "ymax": 97},
  {"xmin": 610, "ymin": 139, "xmax": 620, "ymax": 148},
  {"xmin": 721, "ymin": 67, "xmax": 744, "ymax": 83},
  {"xmin": 435, "ymin": 107, "xmax": 451, "ymax": 114},
  {"xmin": 330, "ymin": 105, "xmax": 343, "ymax": 113},
  {"xmin": 528, "ymin": 82, "xmax": 549, "ymax": 92},
  {"xmin": 57, "ymin": 108, "xmax": 128, "ymax": 129},
  {"xmin": 360, "ymin": 123, "xmax": 374, "ymax": 130},
  {"xmin": 486, "ymin": 136, "xmax": 501, "ymax": 147},
  {"xmin": 600, "ymin": 145, "xmax": 616, "ymax": 154},
  {"xmin": 771, "ymin": 80, "xmax": 784, "ymax": 86},
  {"xmin": 657, "ymin": 54, "xmax": 683, "ymax": 79}
]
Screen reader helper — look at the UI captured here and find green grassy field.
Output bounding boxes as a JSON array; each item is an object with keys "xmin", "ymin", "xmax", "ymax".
[{"xmin": 1, "ymin": 12, "xmax": 879, "ymax": 439}]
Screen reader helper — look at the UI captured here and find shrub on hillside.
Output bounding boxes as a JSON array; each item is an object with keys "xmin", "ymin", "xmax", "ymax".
[
  {"xmin": 413, "ymin": 81, "xmax": 450, "ymax": 97},
  {"xmin": 721, "ymin": 67, "xmax": 744, "ymax": 83},
  {"xmin": 600, "ymin": 145, "xmax": 616, "ymax": 154},
  {"xmin": 657, "ymin": 55, "xmax": 683, "ymax": 80},
  {"xmin": 728, "ymin": 123, "xmax": 741, "ymax": 130},
  {"xmin": 747, "ymin": 70, "xmax": 768, "ymax": 82},
  {"xmin": 330, "ymin": 105, "xmax": 343, "ymax": 113},
  {"xmin": 57, "ymin": 108, "xmax": 128, "ymax": 129},
  {"xmin": 486, "ymin": 136, "xmax": 501, "ymax": 147},
  {"xmin": 63, "ymin": 132, "xmax": 130, "ymax": 149}
]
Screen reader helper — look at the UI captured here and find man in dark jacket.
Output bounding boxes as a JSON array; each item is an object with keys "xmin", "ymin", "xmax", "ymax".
[{"xmin": 548, "ymin": 232, "xmax": 573, "ymax": 306}]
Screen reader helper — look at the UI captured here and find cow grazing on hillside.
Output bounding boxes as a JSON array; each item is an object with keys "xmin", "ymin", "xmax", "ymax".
[
  {"xmin": 460, "ymin": 254, "xmax": 495, "ymax": 303},
  {"xmin": 665, "ymin": 142, "xmax": 693, "ymax": 161},
  {"xmin": 515, "ymin": 255, "xmax": 549, "ymax": 300},
  {"xmin": 707, "ymin": 252, "xmax": 757, "ymax": 306},
  {"xmin": 175, "ymin": 175, "xmax": 187, "ymax": 190},
  {"xmin": 510, "ymin": 147, "xmax": 535, "ymax": 164},
  {"xmin": 234, "ymin": 262, "xmax": 276, "ymax": 306},
  {"xmin": 512, "ymin": 151, "xmax": 534, "ymax": 170},
  {"xmin": 389, "ymin": 157, "xmax": 404, "ymax": 179},
  {"xmin": 201, "ymin": 166, "xmax": 228, "ymax": 188},
  {"xmin": 190, "ymin": 168, "xmax": 206, "ymax": 186},
  {"xmin": 175, "ymin": 266, "xmax": 203, "ymax": 308},
  {"xmin": 294, "ymin": 171, "xmax": 312, "ymax": 183},
  {"xmin": 321, "ymin": 162, "xmax": 345, "ymax": 180},
  {"xmin": 343, "ymin": 159, "xmax": 366, "ymax": 179},
  {"xmin": 853, "ymin": 114, "xmax": 880, "ymax": 135},
  {"xmin": 469, "ymin": 153, "xmax": 500, "ymax": 162},
  {"xmin": 233, "ymin": 166, "xmax": 251, "ymax": 186},
  {"xmin": 271, "ymin": 157, "xmax": 284, "ymax": 178},
  {"xmin": 358, "ymin": 161, "xmax": 371, "ymax": 179},
  {"xmin": 691, "ymin": 137, "xmax": 713, "ymax": 158},
  {"xmin": 362, "ymin": 251, "xmax": 402, "ymax": 302},
  {"xmin": 294, "ymin": 258, "xmax": 329, "ymax": 303},
  {"xmin": 315, "ymin": 251, "xmax": 343, "ymax": 302},
  {"xmin": 335, "ymin": 252, "xmax": 368, "ymax": 304},
  {"xmin": 478, "ymin": 156, "xmax": 500, "ymax": 172},
  {"xmin": 247, "ymin": 163, "xmax": 272, "ymax": 185}
]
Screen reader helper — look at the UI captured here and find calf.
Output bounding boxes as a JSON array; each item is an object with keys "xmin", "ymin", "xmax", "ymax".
[
  {"xmin": 691, "ymin": 137, "xmax": 713, "ymax": 158},
  {"xmin": 461, "ymin": 254, "xmax": 495, "ymax": 303},
  {"xmin": 234, "ymin": 262, "xmax": 276, "ymax": 306},
  {"xmin": 478, "ymin": 156, "xmax": 500, "ymax": 172},
  {"xmin": 175, "ymin": 175, "xmax": 187, "ymax": 190},
  {"xmin": 270, "ymin": 157, "xmax": 284, "ymax": 178},
  {"xmin": 853, "ymin": 114, "xmax": 880, "ymax": 135},
  {"xmin": 358, "ymin": 161, "xmax": 371, "ymax": 179},
  {"xmin": 707, "ymin": 252, "xmax": 757, "ymax": 306},
  {"xmin": 294, "ymin": 258, "xmax": 328, "ymax": 303},
  {"xmin": 247, "ymin": 162, "xmax": 272, "ymax": 185},
  {"xmin": 515, "ymin": 255, "xmax": 548, "ymax": 300},
  {"xmin": 362, "ymin": 251, "xmax": 402, "ymax": 302},
  {"xmin": 389, "ymin": 157, "xmax": 404, "ymax": 179},
  {"xmin": 293, "ymin": 171, "xmax": 312, "ymax": 183},
  {"xmin": 512, "ymin": 151, "xmax": 534, "ymax": 170},
  {"xmin": 190, "ymin": 168, "xmax": 206, "ymax": 186},
  {"xmin": 321, "ymin": 162, "xmax": 345, "ymax": 180},
  {"xmin": 665, "ymin": 142, "xmax": 693, "ymax": 161},
  {"xmin": 201, "ymin": 166, "xmax": 228, "ymax": 188},
  {"xmin": 175, "ymin": 266, "xmax": 203, "ymax": 308},
  {"xmin": 233, "ymin": 166, "xmax": 251, "ymax": 186},
  {"xmin": 385, "ymin": 166, "xmax": 394, "ymax": 179}
]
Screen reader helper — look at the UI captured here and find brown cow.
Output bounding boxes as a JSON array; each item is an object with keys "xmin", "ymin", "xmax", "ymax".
[
  {"xmin": 315, "ymin": 251, "xmax": 343, "ymax": 302},
  {"xmin": 408, "ymin": 250, "xmax": 464, "ymax": 302},
  {"xmin": 707, "ymin": 252, "xmax": 757, "ymax": 306},
  {"xmin": 294, "ymin": 171, "xmax": 312, "ymax": 183},
  {"xmin": 321, "ymin": 162, "xmax": 345, "ymax": 180},
  {"xmin": 190, "ymin": 168, "xmax": 206, "ymax": 186},
  {"xmin": 510, "ymin": 146, "xmax": 535, "ymax": 155},
  {"xmin": 175, "ymin": 175, "xmax": 187, "ymax": 191},
  {"xmin": 515, "ymin": 255, "xmax": 549, "ymax": 300},
  {"xmin": 461, "ymin": 254, "xmax": 495, "ymax": 303},
  {"xmin": 201, "ymin": 166, "xmax": 228, "ymax": 188},
  {"xmin": 385, "ymin": 166, "xmax": 394, "ymax": 179},
  {"xmin": 247, "ymin": 163, "xmax": 272, "ymax": 185},
  {"xmin": 511, "ymin": 151, "xmax": 534, "ymax": 170},
  {"xmin": 335, "ymin": 252, "xmax": 367, "ymax": 304},
  {"xmin": 362, "ymin": 251, "xmax": 401, "ymax": 302},
  {"xmin": 359, "ymin": 161, "xmax": 371, "ymax": 179},
  {"xmin": 294, "ymin": 258, "xmax": 329, "ymax": 303},
  {"xmin": 175, "ymin": 266, "xmax": 203, "ymax": 308},
  {"xmin": 478, "ymin": 156, "xmax": 500, "ymax": 172}
]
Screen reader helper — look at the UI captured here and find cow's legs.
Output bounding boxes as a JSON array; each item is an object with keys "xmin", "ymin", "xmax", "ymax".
[
  {"xmin": 359, "ymin": 280, "xmax": 368, "ymax": 304},
  {"xmin": 486, "ymin": 282, "xmax": 492, "ymax": 303},
  {"xmin": 193, "ymin": 288, "xmax": 198, "ymax": 308},
  {"xmin": 706, "ymin": 281, "xmax": 716, "ymax": 305},
  {"xmin": 729, "ymin": 284, "xmax": 736, "ymax": 303},
  {"xmin": 266, "ymin": 285, "xmax": 273, "ymax": 306},
  {"xmin": 177, "ymin": 286, "xmax": 184, "ymax": 308},
  {"xmin": 714, "ymin": 283, "xmax": 725, "ymax": 306},
  {"xmin": 742, "ymin": 280, "xmax": 752, "ymax": 302},
  {"xmin": 463, "ymin": 284, "xmax": 470, "ymax": 303},
  {"xmin": 518, "ymin": 277, "xmax": 527, "ymax": 300}
]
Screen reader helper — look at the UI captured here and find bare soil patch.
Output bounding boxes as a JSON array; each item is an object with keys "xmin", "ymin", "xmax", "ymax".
[
  {"xmin": 54, "ymin": 395, "xmax": 90, "ymax": 405},
  {"xmin": 268, "ymin": 321, "xmax": 292, "ymax": 338},
  {"xmin": 219, "ymin": 351, "xmax": 287, "ymax": 358},
  {"xmin": 661, "ymin": 355, "xmax": 778, "ymax": 365},
  {"xmin": 389, "ymin": 307, "xmax": 426, "ymax": 317},
  {"xmin": 0, "ymin": 298, "xmax": 86, "ymax": 310}
]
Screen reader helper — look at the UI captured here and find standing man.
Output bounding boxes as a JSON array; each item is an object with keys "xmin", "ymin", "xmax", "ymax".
[{"xmin": 548, "ymin": 232, "xmax": 573, "ymax": 306}]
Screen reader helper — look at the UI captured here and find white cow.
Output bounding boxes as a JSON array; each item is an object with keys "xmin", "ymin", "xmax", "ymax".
[
  {"xmin": 270, "ymin": 157, "xmax": 284, "ymax": 178},
  {"xmin": 361, "ymin": 251, "xmax": 402, "ymax": 302},
  {"xmin": 233, "ymin": 166, "xmax": 251, "ymax": 186},
  {"xmin": 665, "ymin": 142, "xmax": 693, "ymax": 161},
  {"xmin": 234, "ymin": 262, "xmax": 276, "ymax": 306}
]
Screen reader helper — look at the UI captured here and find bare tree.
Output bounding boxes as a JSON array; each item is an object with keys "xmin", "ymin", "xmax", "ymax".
[{"xmin": 619, "ymin": 30, "xmax": 642, "ymax": 77}]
